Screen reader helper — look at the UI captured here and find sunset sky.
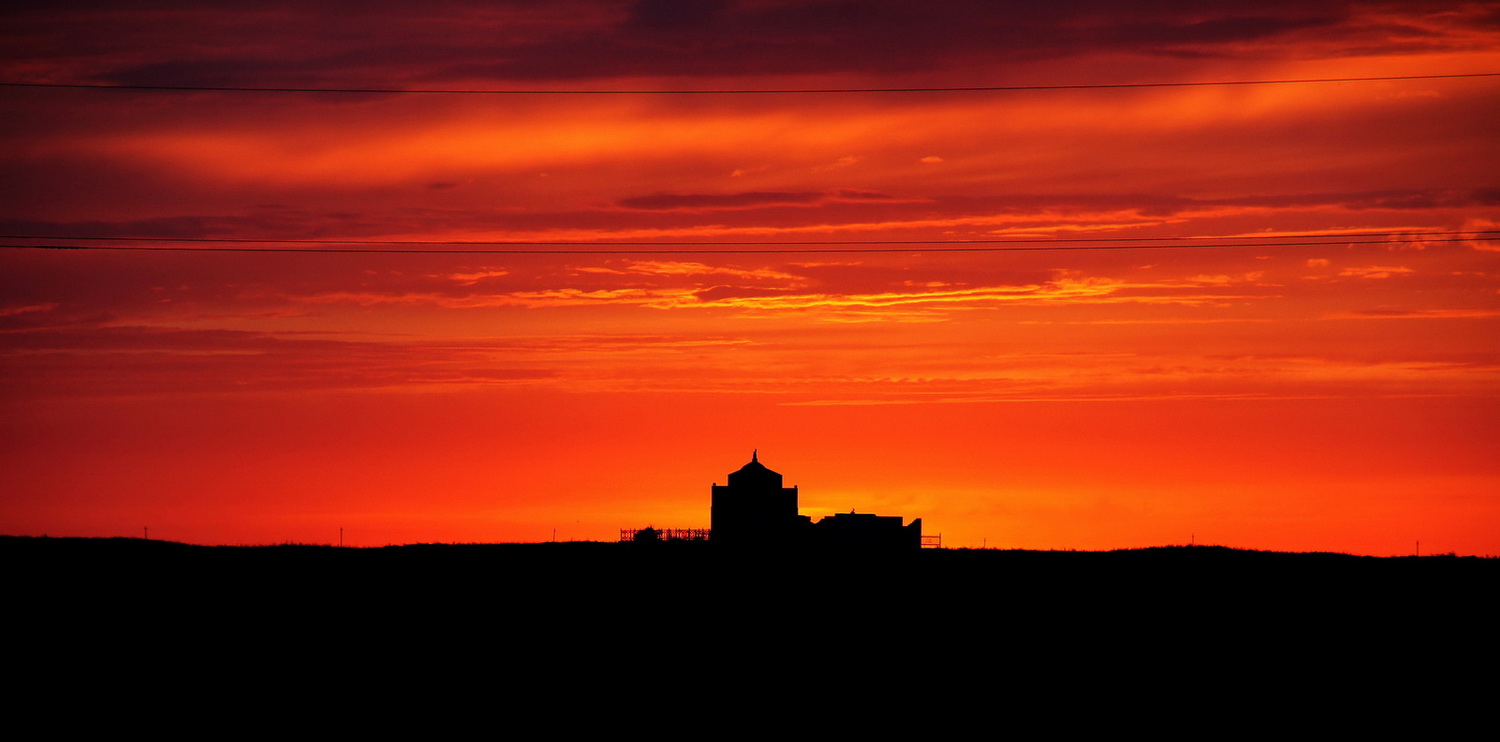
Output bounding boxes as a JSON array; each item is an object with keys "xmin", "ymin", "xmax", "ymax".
[{"xmin": 3, "ymin": 1, "xmax": 1497, "ymax": 554}]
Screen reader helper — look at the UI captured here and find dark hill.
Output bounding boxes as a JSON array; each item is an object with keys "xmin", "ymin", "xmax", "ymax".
[
  {"xmin": 8, "ymin": 535, "xmax": 1489, "ymax": 613},
  {"xmin": 7, "ymin": 536, "xmax": 1488, "ymax": 710}
]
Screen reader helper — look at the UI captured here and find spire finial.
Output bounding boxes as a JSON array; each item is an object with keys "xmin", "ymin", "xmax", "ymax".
[{"xmin": 752, "ymin": 449, "xmax": 758, "ymax": 462}]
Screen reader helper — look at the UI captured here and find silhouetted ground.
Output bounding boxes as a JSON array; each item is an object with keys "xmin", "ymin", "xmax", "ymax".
[
  {"xmin": 11, "ymin": 535, "xmax": 1488, "ymax": 629},
  {"xmin": 9, "ymin": 535, "xmax": 1488, "ymax": 716},
  {"xmin": 11, "ymin": 535, "xmax": 1490, "ymax": 600}
]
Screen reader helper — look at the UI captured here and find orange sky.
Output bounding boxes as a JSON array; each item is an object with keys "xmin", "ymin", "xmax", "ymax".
[{"xmin": 2, "ymin": 1, "xmax": 1498, "ymax": 554}]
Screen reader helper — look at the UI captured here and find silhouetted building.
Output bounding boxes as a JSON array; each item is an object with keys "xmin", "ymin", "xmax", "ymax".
[
  {"xmin": 711, "ymin": 451, "xmax": 811, "ymax": 546},
  {"xmin": 814, "ymin": 511, "xmax": 923, "ymax": 550},
  {"xmin": 709, "ymin": 452, "xmax": 921, "ymax": 550}
]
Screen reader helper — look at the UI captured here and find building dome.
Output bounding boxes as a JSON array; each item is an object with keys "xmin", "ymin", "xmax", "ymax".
[{"xmin": 727, "ymin": 450, "xmax": 783, "ymax": 489}]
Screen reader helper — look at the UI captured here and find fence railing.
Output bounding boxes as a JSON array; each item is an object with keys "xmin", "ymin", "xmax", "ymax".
[{"xmin": 620, "ymin": 527, "xmax": 711, "ymax": 542}]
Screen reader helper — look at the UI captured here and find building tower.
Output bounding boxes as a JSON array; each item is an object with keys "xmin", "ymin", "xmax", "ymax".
[{"xmin": 710, "ymin": 451, "xmax": 808, "ymax": 545}]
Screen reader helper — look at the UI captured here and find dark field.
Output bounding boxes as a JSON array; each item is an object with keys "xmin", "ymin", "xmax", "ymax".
[
  {"xmin": 12, "ymin": 536, "xmax": 1489, "ymax": 625},
  {"xmin": 10, "ymin": 536, "xmax": 1490, "ymax": 697},
  {"xmin": 9, "ymin": 535, "xmax": 1490, "ymax": 729}
]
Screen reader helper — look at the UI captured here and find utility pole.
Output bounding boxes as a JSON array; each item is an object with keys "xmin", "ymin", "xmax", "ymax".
[
  {"xmin": 339, "ymin": 527, "xmax": 344, "ymax": 548},
  {"xmin": 143, "ymin": 526, "xmax": 148, "ymax": 540}
]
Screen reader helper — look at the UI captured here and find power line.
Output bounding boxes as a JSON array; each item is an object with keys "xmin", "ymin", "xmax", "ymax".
[
  {"xmin": 3, "ymin": 235, "xmax": 1489, "ymax": 255},
  {"xmin": 1, "ymin": 229, "xmax": 1489, "ymax": 247},
  {"xmin": 2, "ymin": 72, "xmax": 1496, "ymax": 96}
]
